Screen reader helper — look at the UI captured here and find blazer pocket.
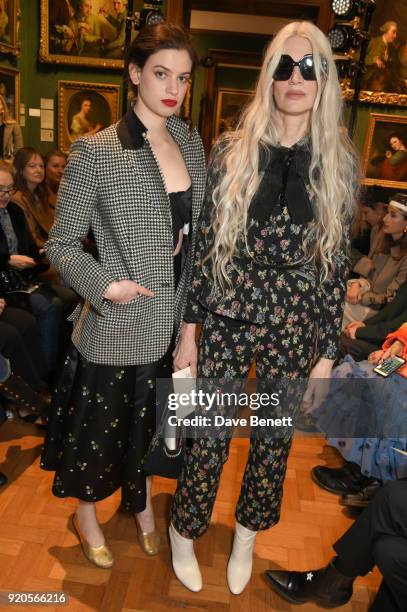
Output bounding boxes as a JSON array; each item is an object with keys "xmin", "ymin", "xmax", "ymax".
[{"xmin": 104, "ymin": 296, "xmax": 156, "ymax": 327}]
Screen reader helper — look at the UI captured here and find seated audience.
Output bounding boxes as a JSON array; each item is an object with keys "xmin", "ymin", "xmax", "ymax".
[
  {"xmin": 343, "ymin": 193, "xmax": 407, "ymax": 327},
  {"xmin": 0, "ymin": 160, "xmax": 63, "ymax": 379},
  {"xmin": 312, "ymin": 323, "xmax": 407, "ymax": 507},
  {"xmin": 44, "ymin": 148, "xmax": 67, "ymax": 210},
  {"xmin": 0, "ymin": 297, "xmax": 46, "ymax": 392},
  {"xmin": 350, "ymin": 186, "xmax": 388, "ymax": 270},
  {"xmin": 264, "ymin": 479, "xmax": 407, "ymax": 611},
  {"xmin": 12, "ymin": 147, "xmax": 78, "ymax": 315},
  {"xmin": 340, "ymin": 280, "xmax": 407, "ymax": 360}
]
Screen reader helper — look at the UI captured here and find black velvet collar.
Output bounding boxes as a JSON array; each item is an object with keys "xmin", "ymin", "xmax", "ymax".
[
  {"xmin": 116, "ymin": 109, "xmax": 147, "ymax": 150},
  {"xmin": 251, "ymin": 141, "xmax": 314, "ymax": 225}
]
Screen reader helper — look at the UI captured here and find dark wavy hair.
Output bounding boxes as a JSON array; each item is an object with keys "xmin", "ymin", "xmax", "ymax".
[
  {"xmin": 125, "ymin": 22, "xmax": 198, "ymax": 95},
  {"xmin": 13, "ymin": 147, "xmax": 48, "ymax": 204}
]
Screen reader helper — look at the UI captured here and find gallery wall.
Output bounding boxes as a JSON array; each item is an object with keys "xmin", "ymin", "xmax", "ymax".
[{"xmin": 0, "ymin": 0, "xmax": 406, "ymax": 169}]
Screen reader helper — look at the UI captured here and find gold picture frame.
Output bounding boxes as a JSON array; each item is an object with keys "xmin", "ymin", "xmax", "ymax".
[
  {"xmin": 341, "ymin": 0, "xmax": 407, "ymax": 106},
  {"xmin": 58, "ymin": 80, "xmax": 120, "ymax": 154},
  {"xmin": 0, "ymin": 66, "xmax": 20, "ymax": 122},
  {"xmin": 362, "ymin": 113, "xmax": 407, "ymax": 189},
  {"xmin": 214, "ymin": 87, "xmax": 255, "ymax": 141},
  {"xmin": 40, "ymin": 0, "xmax": 131, "ymax": 69},
  {"xmin": 0, "ymin": 0, "xmax": 20, "ymax": 56}
]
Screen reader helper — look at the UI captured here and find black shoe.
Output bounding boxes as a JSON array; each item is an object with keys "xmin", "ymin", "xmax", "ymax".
[
  {"xmin": 0, "ymin": 472, "xmax": 8, "ymax": 487},
  {"xmin": 341, "ymin": 480, "xmax": 382, "ymax": 508},
  {"xmin": 264, "ymin": 561, "xmax": 354, "ymax": 608},
  {"xmin": 311, "ymin": 462, "xmax": 372, "ymax": 495}
]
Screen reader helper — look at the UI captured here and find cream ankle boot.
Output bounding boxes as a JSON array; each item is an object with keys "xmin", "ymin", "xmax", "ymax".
[
  {"xmin": 227, "ymin": 522, "xmax": 257, "ymax": 594},
  {"xmin": 169, "ymin": 523, "xmax": 202, "ymax": 592}
]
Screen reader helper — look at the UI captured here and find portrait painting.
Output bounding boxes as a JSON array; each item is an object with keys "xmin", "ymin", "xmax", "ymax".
[
  {"xmin": 0, "ymin": 66, "xmax": 20, "ymax": 121},
  {"xmin": 214, "ymin": 88, "xmax": 255, "ymax": 140},
  {"xmin": 40, "ymin": 0, "xmax": 132, "ymax": 69},
  {"xmin": 0, "ymin": 0, "xmax": 20, "ymax": 55},
  {"xmin": 58, "ymin": 80, "xmax": 120, "ymax": 153},
  {"xmin": 363, "ymin": 113, "xmax": 407, "ymax": 190},
  {"xmin": 343, "ymin": 0, "xmax": 407, "ymax": 105}
]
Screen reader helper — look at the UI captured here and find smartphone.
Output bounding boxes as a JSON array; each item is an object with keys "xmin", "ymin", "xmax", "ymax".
[{"xmin": 373, "ymin": 356, "xmax": 406, "ymax": 377}]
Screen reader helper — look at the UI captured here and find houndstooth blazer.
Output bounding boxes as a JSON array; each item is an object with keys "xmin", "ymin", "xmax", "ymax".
[{"xmin": 45, "ymin": 110, "xmax": 206, "ymax": 365}]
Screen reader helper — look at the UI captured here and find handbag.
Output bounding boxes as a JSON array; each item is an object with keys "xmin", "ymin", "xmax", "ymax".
[
  {"xmin": 142, "ymin": 420, "xmax": 188, "ymax": 479},
  {"xmin": 143, "ymin": 368, "xmax": 196, "ymax": 479}
]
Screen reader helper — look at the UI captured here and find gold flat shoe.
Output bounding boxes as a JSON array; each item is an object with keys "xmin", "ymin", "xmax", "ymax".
[
  {"xmin": 135, "ymin": 521, "xmax": 161, "ymax": 556},
  {"xmin": 70, "ymin": 514, "xmax": 114, "ymax": 569}
]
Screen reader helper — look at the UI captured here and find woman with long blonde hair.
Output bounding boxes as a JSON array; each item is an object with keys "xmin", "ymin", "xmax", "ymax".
[{"xmin": 169, "ymin": 21, "xmax": 360, "ymax": 595}]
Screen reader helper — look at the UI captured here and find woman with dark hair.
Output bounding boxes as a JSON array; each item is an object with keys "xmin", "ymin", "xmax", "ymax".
[
  {"xmin": 41, "ymin": 22, "xmax": 205, "ymax": 568},
  {"xmin": 344, "ymin": 193, "xmax": 407, "ymax": 327},
  {"xmin": 12, "ymin": 147, "xmax": 53, "ymax": 249},
  {"xmin": 44, "ymin": 149, "xmax": 67, "ymax": 209}
]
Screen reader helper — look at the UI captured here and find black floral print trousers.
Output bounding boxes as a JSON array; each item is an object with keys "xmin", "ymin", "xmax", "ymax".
[{"xmin": 171, "ymin": 310, "xmax": 316, "ymax": 538}]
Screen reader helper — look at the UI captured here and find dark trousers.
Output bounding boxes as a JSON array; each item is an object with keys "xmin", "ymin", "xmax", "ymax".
[
  {"xmin": 0, "ymin": 307, "xmax": 46, "ymax": 391},
  {"xmin": 334, "ymin": 479, "xmax": 407, "ymax": 612},
  {"xmin": 338, "ymin": 332, "xmax": 378, "ymax": 362},
  {"xmin": 171, "ymin": 311, "xmax": 314, "ymax": 539}
]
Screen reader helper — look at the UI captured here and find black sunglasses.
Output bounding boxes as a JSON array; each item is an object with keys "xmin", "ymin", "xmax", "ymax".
[{"xmin": 273, "ymin": 54, "xmax": 327, "ymax": 81}]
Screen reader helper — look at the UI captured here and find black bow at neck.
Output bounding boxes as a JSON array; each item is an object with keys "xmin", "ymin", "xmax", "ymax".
[{"xmin": 250, "ymin": 142, "xmax": 315, "ymax": 225}]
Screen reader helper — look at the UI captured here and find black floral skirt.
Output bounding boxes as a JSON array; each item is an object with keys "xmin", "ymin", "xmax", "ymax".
[{"xmin": 41, "ymin": 343, "xmax": 171, "ymax": 512}]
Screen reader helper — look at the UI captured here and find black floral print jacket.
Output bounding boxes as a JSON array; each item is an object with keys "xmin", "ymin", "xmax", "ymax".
[{"xmin": 184, "ymin": 138, "xmax": 351, "ymax": 360}]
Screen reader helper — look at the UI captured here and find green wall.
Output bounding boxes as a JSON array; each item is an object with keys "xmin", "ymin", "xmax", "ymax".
[
  {"xmin": 0, "ymin": 2, "xmax": 406, "ymax": 158},
  {"xmin": 0, "ymin": 0, "xmax": 152, "ymax": 153}
]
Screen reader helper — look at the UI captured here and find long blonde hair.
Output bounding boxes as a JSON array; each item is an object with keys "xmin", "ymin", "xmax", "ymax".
[{"xmin": 207, "ymin": 21, "xmax": 359, "ymax": 291}]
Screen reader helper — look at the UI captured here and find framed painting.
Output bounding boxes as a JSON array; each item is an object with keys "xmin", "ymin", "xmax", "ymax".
[
  {"xmin": 58, "ymin": 80, "xmax": 120, "ymax": 153},
  {"xmin": 0, "ymin": 0, "xmax": 20, "ymax": 55},
  {"xmin": 40, "ymin": 0, "xmax": 131, "ymax": 69},
  {"xmin": 342, "ymin": 0, "xmax": 407, "ymax": 106},
  {"xmin": 214, "ymin": 88, "xmax": 255, "ymax": 140},
  {"xmin": 363, "ymin": 113, "xmax": 407, "ymax": 189},
  {"xmin": 0, "ymin": 66, "xmax": 20, "ymax": 121}
]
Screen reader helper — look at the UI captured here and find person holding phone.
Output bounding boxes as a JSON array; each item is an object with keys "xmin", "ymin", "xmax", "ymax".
[{"xmin": 312, "ymin": 322, "xmax": 407, "ymax": 505}]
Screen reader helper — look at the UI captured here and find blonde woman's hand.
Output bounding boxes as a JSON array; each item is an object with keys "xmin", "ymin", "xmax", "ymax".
[
  {"xmin": 9, "ymin": 254, "xmax": 36, "ymax": 270},
  {"xmin": 173, "ymin": 323, "xmax": 198, "ymax": 377},
  {"xmin": 104, "ymin": 280, "xmax": 154, "ymax": 303},
  {"xmin": 302, "ymin": 358, "xmax": 333, "ymax": 413}
]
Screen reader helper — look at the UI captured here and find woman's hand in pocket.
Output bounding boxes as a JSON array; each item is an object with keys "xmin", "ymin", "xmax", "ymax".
[{"xmin": 104, "ymin": 280, "xmax": 154, "ymax": 303}]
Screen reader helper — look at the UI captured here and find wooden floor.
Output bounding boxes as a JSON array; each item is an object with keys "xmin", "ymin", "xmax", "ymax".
[{"xmin": 0, "ymin": 419, "xmax": 380, "ymax": 612}]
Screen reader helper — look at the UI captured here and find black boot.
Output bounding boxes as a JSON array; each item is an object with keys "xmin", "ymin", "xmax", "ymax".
[
  {"xmin": 311, "ymin": 462, "xmax": 374, "ymax": 495},
  {"xmin": 264, "ymin": 560, "xmax": 354, "ymax": 608}
]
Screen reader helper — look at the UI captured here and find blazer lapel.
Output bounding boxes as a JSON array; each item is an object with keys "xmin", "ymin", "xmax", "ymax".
[{"xmin": 116, "ymin": 116, "xmax": 173, "ymax": 235}]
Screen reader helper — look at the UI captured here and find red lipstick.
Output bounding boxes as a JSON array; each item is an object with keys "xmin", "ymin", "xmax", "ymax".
[{"xmin": 162, "ymin": 99, "xmax": 177, "ymax": 107}]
